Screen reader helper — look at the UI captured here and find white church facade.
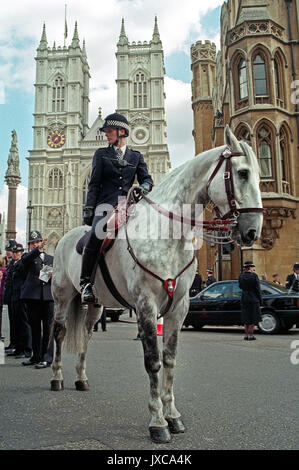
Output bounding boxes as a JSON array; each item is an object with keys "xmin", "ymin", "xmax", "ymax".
[{"xmin": 27, "ymin": 19, "xmax": 170, "ymax": 254}]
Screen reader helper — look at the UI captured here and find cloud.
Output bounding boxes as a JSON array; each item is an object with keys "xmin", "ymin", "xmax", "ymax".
[{"xmin": 0, "ymin": 184, "xmax": 28, "ymax": 246}]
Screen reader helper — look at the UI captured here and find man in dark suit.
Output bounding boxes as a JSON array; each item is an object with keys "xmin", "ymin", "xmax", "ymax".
[
  {"xmin": 3, "ymin": 239, "xmax": 17, "ymax": 353},
  {"xmin": 21, "ymin": 231, "xmax": 54, "ymax": 368},
  {"xmin": 189, "ymin": 271, "xmax": 203, "ymax": 297},
  {"xmin": 205, "ymin": 269, "xmax": 216, "ymax": 287},
  {"xmin": 81, "ymin": 112, "xmax": 153, "ymax": 303},
  {"xmin": 239, "ymin": 261, "xmax": 263, "ymax": 340},
  {"xmin": 286, "ymin": 263, "xmax": 299, "ymax": 292},
  {"xmin": 7, "ymin": 243, "xmax": 32, "ymax": 359}
]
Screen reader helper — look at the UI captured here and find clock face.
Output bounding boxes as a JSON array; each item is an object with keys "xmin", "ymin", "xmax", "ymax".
[{"xmin": 47, "ymin": 129, "xmax": 66, "ymax": 148}]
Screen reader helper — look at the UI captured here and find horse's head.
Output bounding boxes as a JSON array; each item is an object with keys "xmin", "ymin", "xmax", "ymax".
[{"xmin": 207, "ymin": 126, "xmax": 263, "ymax": 247}]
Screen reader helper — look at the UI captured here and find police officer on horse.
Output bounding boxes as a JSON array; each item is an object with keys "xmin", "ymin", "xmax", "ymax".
[{"xmin": 80, "ymin": 113, "xmax": 153, "ymax": 304}]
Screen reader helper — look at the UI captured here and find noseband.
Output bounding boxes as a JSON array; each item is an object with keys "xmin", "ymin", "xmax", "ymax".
[{"xmin": 206, "ymin": 146, "xmax": 265, "ymax": 220}]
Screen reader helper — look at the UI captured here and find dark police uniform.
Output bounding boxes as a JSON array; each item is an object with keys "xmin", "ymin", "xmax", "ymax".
[
  {"xmin": 189, "ymin": 273, "xmax": 203, "ymax": 297},
  {"xmin": 2, "ymin": 240, "xmax": 17, "ymax": 350},
  {"xmin": 11, "ymin": 245, "xmax": 32, "ymax": 357},
  {"xmin": 21, "ymin": 244, "xmax": 54, "ymax": 365},
  {"xmin": 285, "ymin": 264, "xmax": 299, "ymax": 292},
  {"xmin": 80, "ymin": 112, "xmax": 154, "ymax": 303},
  {"xmin": 238, "ymin": 270, "xmax": 263, "ymax": 325}
]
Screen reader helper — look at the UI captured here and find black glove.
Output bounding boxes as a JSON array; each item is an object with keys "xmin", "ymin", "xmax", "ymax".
[
  {"xmin": 83, "ymin": 206, "xmax": 94, "ymax": 226},
  {"xmin": 133, "ymin": 183, "xmax": 152, "ymax": 202}
]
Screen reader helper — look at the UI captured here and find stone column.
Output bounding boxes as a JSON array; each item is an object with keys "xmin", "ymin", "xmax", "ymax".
[{"xmin": 5, "ymin": 130, "xmax": 21, "ymax": 240}]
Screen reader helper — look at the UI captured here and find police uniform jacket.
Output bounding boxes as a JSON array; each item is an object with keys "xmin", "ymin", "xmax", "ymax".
[
  {"xmin": 11, "ymin": 257, "xmax": 26, "ymax": 302},
  {"xmin": 85, "ymin": 146, "xmax": 153, "ymax": 209},
  {"xmin": 286, "ymin": 273, "xmax": 299, "ymax": 292},
  {"xmin": 2, "ymin": 259, "xmax": 15, "ymax": 305},
  {"xmin": 189, "ymin": 273, "xmax": 203, "ymax": 296},
  {"xmin": 206, "ymin": 275, "xmax": 216, "ymax": 287},
  {"xmin": 238, "ymin": 271, "xmax": 263, "ymax": 323},
  {"xmin": 20, "ymin": 247, "xmax": 54, "ymax": 301}
]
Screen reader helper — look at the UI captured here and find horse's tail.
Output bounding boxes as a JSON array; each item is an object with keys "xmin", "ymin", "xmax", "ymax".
[{"xmin": 65, "ymin": 294, "xmax": 89, "ymax": 354}]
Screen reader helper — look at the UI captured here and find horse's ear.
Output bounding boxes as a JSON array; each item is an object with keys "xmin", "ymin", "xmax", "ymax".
[{"xmin": 224, "ymin": 125, "xmax": 242, "ymax": 153}]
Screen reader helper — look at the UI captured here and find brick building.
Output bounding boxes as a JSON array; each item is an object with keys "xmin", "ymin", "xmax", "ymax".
[{"xmin": 191, "ymin": 0, "xmax": 299, "ymax": 283}]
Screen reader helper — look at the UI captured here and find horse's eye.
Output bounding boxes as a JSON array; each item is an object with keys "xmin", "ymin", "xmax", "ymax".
[{"xmin": 238, "ymin": 170, "xmax": 248, "ymax": 180}]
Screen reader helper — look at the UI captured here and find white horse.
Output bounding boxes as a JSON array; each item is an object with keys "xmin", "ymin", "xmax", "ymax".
[{"xmin": 51, "ymin": 126, "xmax": 263, "ymax": 443}]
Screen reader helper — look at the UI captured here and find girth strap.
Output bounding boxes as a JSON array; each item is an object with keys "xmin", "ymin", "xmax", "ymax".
[{"xmin": 98, "ymin": 254, "xmax": 135, "ymax": 312}]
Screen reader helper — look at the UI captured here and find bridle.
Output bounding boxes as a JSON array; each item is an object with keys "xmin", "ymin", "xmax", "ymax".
[
  {"xmin": 111, "ymin": 146, "xmax": 265, "ymax": 318},
  {"xmin": 206, "ymin": 146, "xmax": 265, "ymax": 220}
]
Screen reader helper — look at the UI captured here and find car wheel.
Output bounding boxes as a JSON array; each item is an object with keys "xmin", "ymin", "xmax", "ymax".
[
  {"xmin": 258, "ymin": 312, "xmax": 280, "ymax": 334},
  {"xmin": 110, "ymin": 313, "xmax": 120, "ymax": 322}
]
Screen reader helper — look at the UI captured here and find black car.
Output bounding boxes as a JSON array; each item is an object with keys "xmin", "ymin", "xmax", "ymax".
[
  {"xmin": 105, "ymin": 307, "xmax": 125, "ymax": 322},
  {"xmin": 184, "ymin": 280, "xmax": 299, "ymax": 334}
]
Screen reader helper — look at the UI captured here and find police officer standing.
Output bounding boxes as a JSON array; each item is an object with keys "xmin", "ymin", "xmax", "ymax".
[
  {"xmin": 9, "ymin": 243, "xmax": 32, "ymax": 359},
  {"xmin": 239, "ymin": 261, "xmax": 263, "ymax": 340},
  {"xmin": 80, "ymin": 113, "xmax": 153, "ymax": 304},
  {"xmin": 21, "ymin": 231, "xmax": 54, "ymax": 368},
  {"xmin": 285, "ymin": 263, "xmax": 299, "ymax": 292},
  {"xmin": 205, "ymin": 269, "xmax": 216, "ymax": 287},
  {"xmin": 3, "ymin": 239, "xmax": 17, "ymax": 353}
]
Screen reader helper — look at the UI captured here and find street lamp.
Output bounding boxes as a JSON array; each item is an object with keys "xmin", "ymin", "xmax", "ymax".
[{"xmin": 26, "ymin": 200, "xmax": 34, "ymax": 244}]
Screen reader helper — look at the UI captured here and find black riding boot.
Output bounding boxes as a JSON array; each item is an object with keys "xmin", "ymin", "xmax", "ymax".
[{"xmin": 80, "ymin": 247, "xmax": 98, "ymax": 304}]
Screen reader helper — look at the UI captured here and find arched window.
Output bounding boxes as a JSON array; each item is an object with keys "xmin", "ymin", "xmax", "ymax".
[
  {"xmin": 48, "ymin": 168, "xmax": 63, "ymax": 189},
  {"xmin": 236, "ymin": 124, "xmax": 251, "ymax": 145},
  {"xmin": 253, "ymin": 54, "xmax": 268, "ymax": 96},
  {"xmin": 274, "ymin": 52, "xmax": 285, "ymax": 108},
  {"xmin": 82, "ymin": 172, "xmax": 91, "ymax": 205},
  {"xmin": 279, "ymin": 126, "xmax": 291, "ymax": 194},
  {"xmin": 238, "ymin": 58, "xmax": 248, "ymax": 100},
  {"xmin": 52, "ymin": 76, "xmax": 65, "ymax": 112},
  {"xmin": 257, "ymin": 126, "xmax": 273, "ymax": 178},
  {"xmin": 133, "ymin": 72, "xmax": 148, "ymax": 108}
]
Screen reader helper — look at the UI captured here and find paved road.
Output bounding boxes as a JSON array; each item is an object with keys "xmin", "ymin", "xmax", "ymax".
[{"xmin": 0, "ymin": 308, "xmax": 298, "ymax": 451}]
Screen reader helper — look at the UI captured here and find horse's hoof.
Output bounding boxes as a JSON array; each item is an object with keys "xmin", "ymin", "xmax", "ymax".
[
  {"xmin": 166, "ymin": 417, "xmax": 186, "ymax": 434},
  {"xmin": 50, "ymin": 380, "xmax": 64, "ymax": 391},
  {"xmin": 75, "ymin": 380, "xmax": 90, "ymax": 391},
  {"xmin": 149, "ymin": 426, "xmax": 172, "ymax": 444}
]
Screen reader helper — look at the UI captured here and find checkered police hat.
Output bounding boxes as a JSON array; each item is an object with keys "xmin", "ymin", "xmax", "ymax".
[
  {"xmin": 100, "ymin": 113, "xmax": 129, "ymax": 137},
  {"xmin": 12, "ymin": 243, "xmax": 24, "ymax": 253}
]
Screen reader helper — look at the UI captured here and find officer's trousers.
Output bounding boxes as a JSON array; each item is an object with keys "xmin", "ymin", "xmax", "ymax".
[{"xmin": 26, "ymin": 300, "xmax": 54, "ymax": 364}]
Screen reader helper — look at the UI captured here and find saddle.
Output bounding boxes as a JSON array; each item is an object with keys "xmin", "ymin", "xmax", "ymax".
[{"xmin": 76, "ymin": 198, "xmax": 136, "ymax": 255}]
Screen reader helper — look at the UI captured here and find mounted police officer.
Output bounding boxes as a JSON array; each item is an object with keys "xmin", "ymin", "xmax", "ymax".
[
  {"xmin": 285, "ymin": 263, "xmax": 299, "ymax": 292},
  {"xmin": 80, "ymin": 112, "xmax": 153, "ymax": 304},
  {"xmin": 3, "ymin": 239, "xmax": 17, "ymax": 353},
  {"xmin": 239, "ymin": 261, "xmax": 262, "ymax": 340},
  {"xmin": 20, "ymin": 231, "xmax": 54, "ymax": 368},
  {"xmin": 8, "ymin": 243, "xmax": 32, "ymax": 358}
]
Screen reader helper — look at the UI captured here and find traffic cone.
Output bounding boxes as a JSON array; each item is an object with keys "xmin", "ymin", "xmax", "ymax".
[{"xmin": 157, "ymin": 317, "xmax": 163, "ymax": 336}]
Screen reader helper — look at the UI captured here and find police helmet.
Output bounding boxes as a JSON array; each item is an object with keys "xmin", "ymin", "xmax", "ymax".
[
  {"xmin": 5, "ymin": 239, "xmax": 17, "ymax": 252},
  {"xmin": 100, "ymin": 113, "xmax": 129, "ymax": 137},
  {"xmin": 28, "ymin": 230, "xmax": 43, "ymax": 243}
]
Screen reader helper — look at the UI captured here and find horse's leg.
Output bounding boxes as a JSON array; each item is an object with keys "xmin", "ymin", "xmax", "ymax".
[
  {"xmin": 138, "ymin": 301, "xmax": 171, "ymax": 444},
  {"xmin": 75, "ymin": 304, "xmax": 102, "ymax": 391},
  {"xmin": 161, "ymin": 298, "xmax": 189, "ymax": 434},
  {"xmin": 51, "ymin": 320, "xmax": 66, "ymax": 391}
]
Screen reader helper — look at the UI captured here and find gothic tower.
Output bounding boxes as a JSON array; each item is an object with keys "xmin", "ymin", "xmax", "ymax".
[
  {"xmin": 27, "ymin": 22, "xmax": 106, "ymax": 254},
  {"xmin": 116, "ymin": 17, "xmax": 171, "ymax": 184},
  {"xmin": 191, "ymin": 40, "xmax": 216, "ymax": 155},
  {"xmin": 5, "ymin": 130, "xmax": 21, "ymax": 240}
]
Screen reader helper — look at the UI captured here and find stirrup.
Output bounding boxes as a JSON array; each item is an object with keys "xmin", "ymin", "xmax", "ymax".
[{"xmin": 81, "ymin": 283, "xmax": 98, "ymax": 305}]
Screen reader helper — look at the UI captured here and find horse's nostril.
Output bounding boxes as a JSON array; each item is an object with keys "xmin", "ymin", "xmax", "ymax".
[{"xmin": 247, "ymin": 229, "xmax": 256, "ymax": 241}]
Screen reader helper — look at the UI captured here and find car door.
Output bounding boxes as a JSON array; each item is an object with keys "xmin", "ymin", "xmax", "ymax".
[{"xmin": 195, "ymin": 282, "xmax": 232, "ymax": 325}]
